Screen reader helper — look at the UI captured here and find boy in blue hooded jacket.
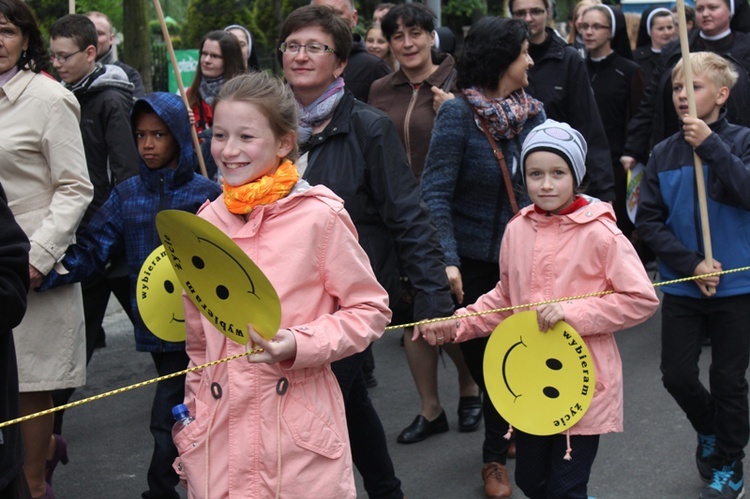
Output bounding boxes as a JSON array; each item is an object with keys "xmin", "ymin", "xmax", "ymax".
[{"xmin": 42, "ymin": 92, "xmax": 222, "ymax": 499}]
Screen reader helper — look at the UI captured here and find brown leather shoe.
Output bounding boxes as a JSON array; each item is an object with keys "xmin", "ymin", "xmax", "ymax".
[{"xmin": 481, "ymin": 462, "xmax": 512, "ymax": 498}]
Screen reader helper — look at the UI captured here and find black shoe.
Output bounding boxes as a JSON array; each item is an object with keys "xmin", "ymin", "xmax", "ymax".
[
  {"xmin": 397, "ymin": 410, "xmax": 449, "ymax": 444},
  {"xmin": 458, "ymin": 396, "xmax": 482, "ymax": 432},
  {"xmin": 364, "ymin": 371, "xmax": 378, "ymax": 388}
]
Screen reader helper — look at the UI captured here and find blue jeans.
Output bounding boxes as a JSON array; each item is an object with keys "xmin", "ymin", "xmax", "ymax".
[
  {"xmin": 332, "ymin": 351, "xmax": 403, "ymax": 499},
  {"xmin": 142, "ymin": 351, "xmax": 189, "ymax": 499}
]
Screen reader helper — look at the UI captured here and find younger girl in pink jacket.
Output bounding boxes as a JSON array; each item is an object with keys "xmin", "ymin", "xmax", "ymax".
[
  {"xmin": 419, "ymin": 119, "xmax": 659, "ymax": 498},
  {"xmin": 173, "ymin": 72, "xmax": 391, "ymax": 498}
]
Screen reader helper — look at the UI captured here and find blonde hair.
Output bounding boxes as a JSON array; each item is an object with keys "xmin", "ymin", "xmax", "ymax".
[
  {"xmin": 624, "ymin": 12, "xmax": 641, "ymax": 50},
  {"xmin": 568, "ymin": 0, "xmax": 601, "ymax": 43},
  {"xmin": 672, "ymin": 52, "xmax": 739, "ymax": 90}
]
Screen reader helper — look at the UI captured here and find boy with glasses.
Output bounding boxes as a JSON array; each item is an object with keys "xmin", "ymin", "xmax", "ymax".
[{"xmin": 47, "ymin": 12, "xmax": 139, "ymax": 474}]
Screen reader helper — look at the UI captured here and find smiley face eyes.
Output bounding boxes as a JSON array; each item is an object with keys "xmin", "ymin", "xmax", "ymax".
[
  {"xmin": 164, "ymin": 280, "xmax": 175, "ymax": 294},
  {"xmin": 191, "ymin": 255, "xmax": 231, "ymax": 300},
  {"xmin": 543, "ymin": 358, "xmax": 563, "ymax": 399}
]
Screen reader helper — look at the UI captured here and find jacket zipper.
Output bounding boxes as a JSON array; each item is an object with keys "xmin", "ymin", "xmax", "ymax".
[{"xmin": 403, "ymin": 85, "xmax": 419, "ymax": 168}]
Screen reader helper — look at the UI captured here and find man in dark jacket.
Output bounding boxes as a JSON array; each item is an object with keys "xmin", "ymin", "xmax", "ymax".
[
  {"xmin": 622, "ymin": 0, "xmax": 750, "ymax": 167},
  {"xmin": 511, "ymin": 0, "xmax": 615, "ymax": 202},
  {"xmin": 49, "ymin": 13, "xmax": 140, "ymax": 438},
  {"xmin": 87, "ymin": 11, "xmax": 145, "ymax": 99},
  {"xmin": 312, "ymin": 0, "xmax": 391, "ymax": 102},
  {"xmin": 0, "ymin": 183, "xmax": 31, "ymax": 498}
]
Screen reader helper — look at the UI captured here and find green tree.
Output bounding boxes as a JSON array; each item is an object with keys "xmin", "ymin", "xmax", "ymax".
[
  {"xmin": 124, "ymin": 0, "xmax": 153, "ymax": 92},
  {"xmin": 184, "ymin": 0, "xmax": 254, "ymax": 47}
]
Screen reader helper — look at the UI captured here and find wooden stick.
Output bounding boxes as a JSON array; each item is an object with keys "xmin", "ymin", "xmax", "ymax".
[
  {"xmin": 152, "ymin": 0, "xmax": 209, "ymax": 179},
  {"xmin": 675, "ymin": 0, "xmax": 715, "ymax": 294},
  {"xmin": 69, "ymin": 0, "xmax": 75, "ymax": 14}
]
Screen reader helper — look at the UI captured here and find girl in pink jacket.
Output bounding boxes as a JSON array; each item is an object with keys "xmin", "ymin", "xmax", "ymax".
[
  {"xmin": 172, "ymin": 72, "xmax": 392, "ymax": 498},
  {"xmin": 420, "ymin": 119, "xmax": 659, "ymax": 498}
]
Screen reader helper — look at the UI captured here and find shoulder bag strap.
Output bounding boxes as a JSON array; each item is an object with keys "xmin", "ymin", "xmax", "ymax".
[{"xmin": 462, "ymin": 94, "xmax": 519, "ymax": 213}]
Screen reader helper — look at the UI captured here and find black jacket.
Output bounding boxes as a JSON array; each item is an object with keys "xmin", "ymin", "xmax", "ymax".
[
  {"xmin": 98, "ymin": 47, "xmax": 146, "ymax": 98},
  {"xmin": 586, "ymin": 52, "xmax": 645, "ymax": 163},
  {"xmin": 302, "ymin": 90, "xmax": 454, "ymax": 321},
  {"xmin": 344, "ymin": 35, "xmax": 391, "ymax": 103},
  {"xmin": 0, "ymin": 183, "xmax": 30, "ymax": 491},
  {"xmin": 526, "ymin": 28, "xmax": 615, "ymax": 201},
  {"xmin": 68, "ymin": 64, "xmax": 140, "ymax": 227},
  {"xmin": 633, "ymin": 45, "xmax": 661, "ymax": 86},
  {"xmin": 624, "ymin": 30, "xmax": 750, "ymax": 164}
]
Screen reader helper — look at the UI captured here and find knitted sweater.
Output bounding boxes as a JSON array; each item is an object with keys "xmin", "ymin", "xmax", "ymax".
[{"xmin": 421, "ymin": 96, "xmax": 546, "ymax": 266}]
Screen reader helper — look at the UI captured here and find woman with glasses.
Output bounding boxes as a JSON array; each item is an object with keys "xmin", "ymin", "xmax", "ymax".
[
  {"xmin": 567, "ymin": 0, "xmax": 600, "ymax": 57},
  {"xmin": 368, "ymin": 2, "xmax": 482, "ymax": 447},
  {"xmin": 279, "ymin": 6, "xmax": 455, "ymax": 499},
  {"xmin": 0, "ymin": 1, "xmax": 93, "ymax": 498},
  {"xmin": 581, "ymin": 5, "xmax": 645, "ymax": 245},
  {"xmin": 511, "ymin": 0, "xmax": 615, "ymax": 205},
  {"xmin": 185, "ymin": 30, "xmax": 245, "ymax": 138},
  {"xmin": 421, "ymin": 18, "xmax": 545, "ymax": 499}
]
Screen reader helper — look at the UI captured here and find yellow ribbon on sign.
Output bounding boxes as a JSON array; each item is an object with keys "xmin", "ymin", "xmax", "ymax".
[
  {"xmin": 483, "ymin": 311, "xmax": 596, "ymax": 436},
  {"xmin": 155, "ymin": 210, "xmax": 281, "ymax": 344},
  {"xmin": 136, "ymin": 245, "xmax": 186, "ymax": 342}
]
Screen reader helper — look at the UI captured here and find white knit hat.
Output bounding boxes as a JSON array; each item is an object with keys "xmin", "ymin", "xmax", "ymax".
[{"xmin": 520, "ymin": 119, "xmax": 587, "ymax": 187}]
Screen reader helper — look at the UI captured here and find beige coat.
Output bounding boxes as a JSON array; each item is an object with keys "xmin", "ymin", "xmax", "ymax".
[{"xmin": 0, "ymin": 69, "xmax": 93, "ymax": 391}]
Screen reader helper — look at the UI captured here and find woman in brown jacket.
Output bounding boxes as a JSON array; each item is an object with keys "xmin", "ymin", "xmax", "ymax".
[{"xmin": 369, "ymin": 3, "xmax": 481, "ymax": 444}]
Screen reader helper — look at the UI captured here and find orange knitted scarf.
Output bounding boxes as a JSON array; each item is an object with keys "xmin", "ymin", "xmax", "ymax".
[{"xmin": 222, "ymin": 159, "xmax": 300, "ymax": 215}]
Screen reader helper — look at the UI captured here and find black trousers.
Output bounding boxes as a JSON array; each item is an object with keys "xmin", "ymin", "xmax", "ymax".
[
  {"xmin": 515, "ymin": 432, "xmax": 599, "ymax": 499},
  {"xmin": 332, "ymin": 351, "xmax": 403, "ymax": 499},
  {"xmin": 458, "ymin": 256, "xmax": 512, "ymax": 464},
  {"xmin": 661, "ymin": 292, "xmax": 750, "ymax": 464}
]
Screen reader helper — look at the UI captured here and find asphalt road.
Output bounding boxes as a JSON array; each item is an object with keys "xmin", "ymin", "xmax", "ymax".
[{"xmin": 46, "ymin": 288, "xmax": 746, "ymax": 498}]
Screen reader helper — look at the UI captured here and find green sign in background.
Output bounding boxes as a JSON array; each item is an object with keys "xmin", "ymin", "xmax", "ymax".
[{"xmin": 167, "ymin": 49, "xmax": 199, "ymax": 93}]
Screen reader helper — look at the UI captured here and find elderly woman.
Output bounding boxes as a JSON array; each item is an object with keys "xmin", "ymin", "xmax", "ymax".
[
  {"xmin": 421, "ymin": 18, "xmax": 546, "ymax": 499},
  {"xmin": 368, "ymin": 2, "xmax": 481, "ymax": 445},
  {"xmin": 0, "ymin": 1, "xmax": 93, "ymax": 498},
  {"xmin": 279, "ymin": 5, "xmax": 454, "ymax": 499}
]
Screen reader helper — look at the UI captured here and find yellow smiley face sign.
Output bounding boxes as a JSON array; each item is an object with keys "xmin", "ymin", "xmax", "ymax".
[
  {"xmin": 483, "ymin": 311, "xmax": 596, "ymax": 436},
  {"xmin": 136, "ymin": 245, "xmax": 186, "ymax": 342},
  {"xmin": 155, "ymin": 210, "xmax": 281, "ymax": 344}
]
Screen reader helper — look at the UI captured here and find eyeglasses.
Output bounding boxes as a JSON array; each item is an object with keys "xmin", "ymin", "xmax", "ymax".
[
  {"xmin": 50, "ymin": 49, "xmax": 84, "ymax": 64},
  {"xmin": 512, "ymin": 8, "xmax": 547, "ymax": 18},
  {"xmin": 200, "ymin": 51, "xmax": 223, "ymax": 60},
  {"xmin": 580, "ymin": 23, "xmax": 611, "ymax": 32},
  {"xmin": 279, "ymin": 42, "xmax": 335, "ymax": 56}
]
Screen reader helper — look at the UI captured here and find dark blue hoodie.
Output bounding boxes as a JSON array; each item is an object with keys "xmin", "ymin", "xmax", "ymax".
[{"xmin": 42, "ymin": 92, "xmax": 222, "ymax": 352}]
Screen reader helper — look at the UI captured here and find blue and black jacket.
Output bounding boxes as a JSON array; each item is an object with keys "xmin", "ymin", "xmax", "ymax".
[
  {"xmin": 636, "ymin": 112, "xmax": 750, "ymax": 299},
  {"xmin": 42, "ymin": 92, "xmax": 222, "ymax": 352}
]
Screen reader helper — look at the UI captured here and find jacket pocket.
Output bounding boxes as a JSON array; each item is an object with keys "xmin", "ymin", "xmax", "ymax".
[
  {"xmin": 173, "ymin": 397, "xmax": 211, "ymax": 496},
  {"xmin": 282, "ymin": 391, "xmax": 345, "ymax": 460}
]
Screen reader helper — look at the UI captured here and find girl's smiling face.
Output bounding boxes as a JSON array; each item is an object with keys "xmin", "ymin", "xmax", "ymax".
[
  {"xmin": 211, "ymin": 100, "xmax": 294, "ymax": 186},
  {"xmin": 524, "ymin": 150, "xmax": 576, "ymax": 213},
  {"xmin": 365, "ymin": 26, "xmax": 389, "ymax": 59}
]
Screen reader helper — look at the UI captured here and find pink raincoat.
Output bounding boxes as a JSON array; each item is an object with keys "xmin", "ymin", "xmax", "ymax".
[
  {"xmin": 174, "ymin": 183, "xmax": 391, "ymax": 498},
  {"xmin": 455, "ymin": 200, "xmax": 659, "ymax": 435}
]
